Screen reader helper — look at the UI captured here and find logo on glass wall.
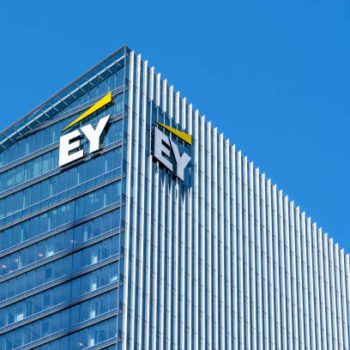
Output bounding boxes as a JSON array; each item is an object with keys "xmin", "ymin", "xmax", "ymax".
[
  {"xmin": 59, "ymin": 92, "xmax": 112, "ymax": 167},
  {"xmin": 153, "ymin": 122, "xmax": 191, "ymax": 181}
]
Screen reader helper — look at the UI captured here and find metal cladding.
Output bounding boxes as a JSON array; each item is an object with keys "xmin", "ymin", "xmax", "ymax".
[{"xmin": 121, "ymin": 51, "xmax": 350, "ymax": 349}]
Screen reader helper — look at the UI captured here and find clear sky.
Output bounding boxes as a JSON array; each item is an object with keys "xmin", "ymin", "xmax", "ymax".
[{"xmin": 0, "ymin": 1, "xmax": 349, "ymax": 251}]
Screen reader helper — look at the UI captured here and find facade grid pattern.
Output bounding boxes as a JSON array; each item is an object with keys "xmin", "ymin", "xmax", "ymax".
[{"xmin": 0, "ymin": 47, "xmax": 128, "ymax": 350}]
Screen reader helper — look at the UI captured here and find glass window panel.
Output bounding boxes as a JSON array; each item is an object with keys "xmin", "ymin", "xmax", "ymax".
[
  {"xmin": 43, "ymin": 290, "xmax": 52, "ymax": 308},
  {"xmin": 33, "ymin": 294, "xmax": 42, "ymax": 314},
  {"xmin": 33, "ymin": 157, "xmax": 42, "ymax": 177},
  {"xmin": 26, "ymin": 270, "xmax": 35, "ymax": 290},
  {"xmin": 1, "ymin": 181, "xmax": 121, "ymax": 251},
  {"xmin": 42, "ymin": 318, "xmax": 50, "ymax": 337},
  {"xmin": 16, "ymin": 275, "xmax": 26, "ymax": 295},
  {"xmin": 116, "ymin": 67, "xmax": 124, "ymax": 87},
  {"xmin": 36, "ymin": 266, "xmax": 45, "ymax": 286},
  {"xmin": 7, "ymin": 279, "xmax": 16, "ymax": 298}
]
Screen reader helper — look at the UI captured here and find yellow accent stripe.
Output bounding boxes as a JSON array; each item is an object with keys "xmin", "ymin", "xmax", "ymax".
[
  {"xmin": 63, "ymin": 92, "xmax": 113, "ymax": 131},
  {"xmin": 157, "ymin": 122, "xmax": 192, "ymax": 145}
]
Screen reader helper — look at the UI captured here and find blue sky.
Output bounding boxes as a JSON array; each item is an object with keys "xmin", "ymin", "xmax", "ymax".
[{"xmin": 0, "ymin": 1, "xmax": 349, "ymax": 250}]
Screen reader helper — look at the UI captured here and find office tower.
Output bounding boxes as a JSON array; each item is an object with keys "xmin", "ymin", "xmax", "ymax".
[{"xmin": 1, "ymin": 46, "xmax": 349, "ymax": 349}]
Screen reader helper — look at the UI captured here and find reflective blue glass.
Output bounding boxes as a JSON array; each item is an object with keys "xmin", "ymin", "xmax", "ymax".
[
  {"xmin": 1, "ymin": 235, "xmax": 120, "ymax": 302},
  {"xmin": 0, "ymin": 147, "xmax": 122, "ymax": 222},
  {"xmin": 0, "ymin": 118, "xmax": 123, "ymax": 194},
  {"xmin": 0, "ymin": 180, "xmax": 121, "ymax": 251},
  {"xmin": 0, "ymin": 209, "xmax": 120, "ymax": 277},
  {"xmin": 0, "ymin": 262, "xmax": 119, "ymax": 330},
  {"xmin": 0, "ymin": 53, "xmax": 126, "ymax": 349},
  {"xmin": 2, "ymin": 290, "xmax": 118, "ymax": 348},
  {"xmin": 33, "ymin": 317, "xmax": 118, "ymax": 350},
  {"xmin": 0, "ymin": 65, "xmax": 125, "ymax": 168}
]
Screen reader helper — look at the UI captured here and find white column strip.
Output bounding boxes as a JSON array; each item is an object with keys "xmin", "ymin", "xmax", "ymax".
[
  {"xmin": 278, "ymin": 190, "xmax": 287, "ymax": 349},
  {"xmin": 192, "ymin": 109, "xmax": 199, "ymax": 350},
  {"xmin": 335, "ymin": 244, "xmax": 344, "ymax": 348},
  {"xmin": 316, "ymin": 228, "xmax": 327, "ymax": 349},
  {"xmin": 312, "ymin": 223, "xmax": 322, "ymax": 349},
  {"xmin": 243, "ymin": 156, "xmax": 251, "ymax": 349},
  {"xmin": 255, "ymin": 168, "xmax": 263, "ymax": 350},
  {"xmin": 122, "ymin": 50, "xmax": 135, "ymax": 350},
  {"xmin": 206, "ymin": 122, "xmax": 213, "ymax": 348},
  {"xmin": 323, "ymin": 233, "xmax": 333, "ymax": 349},
  {"xmin": 272, "ymin": 185, "xmax": 281, "ymax": 349},
  {"xmin": 224, "ymin": 139, "xmax": 232, "ymax": 350},
  {"xmin": 266, "ymin": 179, "xmax": 275, "ymax": 348},
  {"xmin": 295, "ymin": 207, "xmax": 305, "ymax": 348},
  {"xmin": 230, "ymin": 145, "xmax": 238, "ymax": 349},
  {"xmin": 199, "ymin": 116, "xmax": 207, "ymax": 349},
  {"xmin": 237, "ymin": 151, "xmax": 244, "ymax": 349},
  {"xmin": 289, "ymin": 201, "xmax": 299, "ymax": 349},
  {"xmin": 248, "ymin": 161, "xmax": 256, "ymax": 349},
  {"xmin": 329, "ymin": 239, "xmax": 339, "ymax": 349}
]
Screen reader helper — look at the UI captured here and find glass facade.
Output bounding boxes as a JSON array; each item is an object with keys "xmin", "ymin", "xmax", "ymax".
[
  {"xmin": 0, "ymin": 47, "xmax": 127, "ymax": 349},
  {"xmin": 1, "ymin": 46, "xmax": 350, "ymax": 349}
]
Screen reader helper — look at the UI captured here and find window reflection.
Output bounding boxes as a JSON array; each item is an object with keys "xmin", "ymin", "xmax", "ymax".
[
  {"xmin": 0, "ymin": 67, "xmax": 125, "ymax": 169},
  {"xmin": 0, "ymin": 209, "xmax": 120, "ymax": 277},
  {"xmin": 1, "ymin": 235, "xmax": 120, "ymax": 302},
  {"xmin": 0, "ymin": 117, "xmax": 123, "ymax": 195},
  {"xmin": 2, "ymin": 290, "xmax": 118, "ymax": 349},
  {"xmin": 0, "ymin": 262, "xmax": 120, "ymax": 329},
  {"xmin": 0, "ymin": 180, "xmax": 121, "ymax": 251}
]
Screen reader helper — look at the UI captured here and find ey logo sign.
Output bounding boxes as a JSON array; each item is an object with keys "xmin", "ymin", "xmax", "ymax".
[
  {"xmin": 153, "ymin": 122, "xmax": 191, "ymax": 181},
  {"xmin": 59, "ymin": 92, "xmax": 113, "ymax": 167}
]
